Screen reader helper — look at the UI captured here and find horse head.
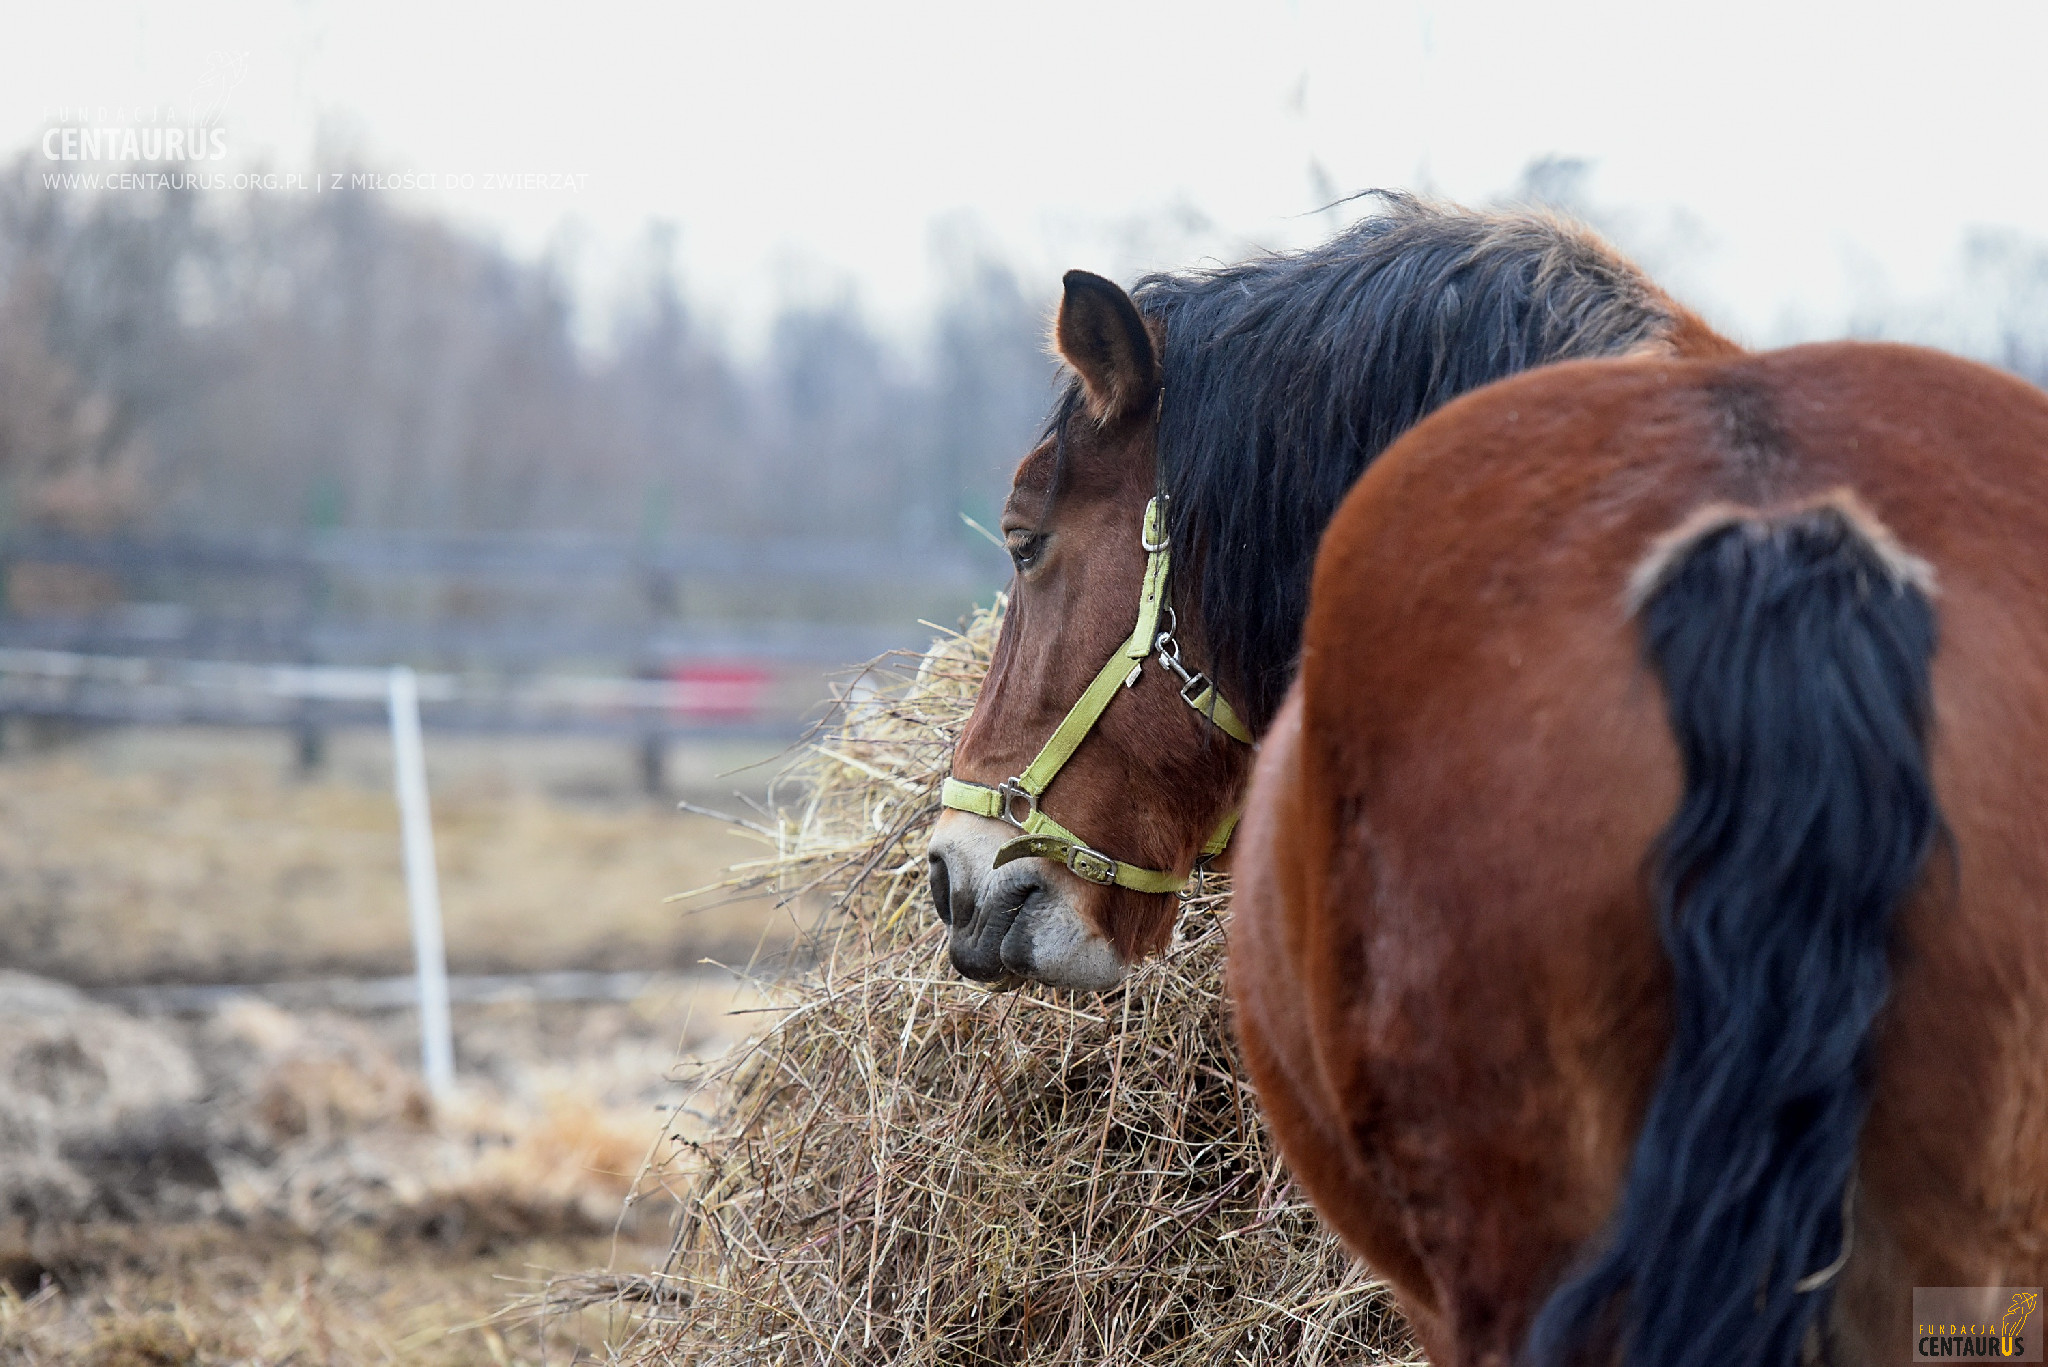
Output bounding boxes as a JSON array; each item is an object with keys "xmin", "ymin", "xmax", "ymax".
[
  {"xmin": 929, "ymin": 199, "xmax": 1726, "ymax": 992},
  {"xmin": 927, "ymin": 270, "xmax": 1252, "ymax": 990}
]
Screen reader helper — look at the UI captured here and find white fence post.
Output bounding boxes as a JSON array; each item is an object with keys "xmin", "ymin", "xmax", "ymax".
[{"xmin": 386, "ymin": 665, "xmax": 455, "ymax": 1098}]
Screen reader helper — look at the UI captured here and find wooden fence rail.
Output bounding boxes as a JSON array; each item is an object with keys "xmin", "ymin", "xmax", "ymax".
[{"xmin": 0, "ymin": 646, "xmax": 807, "ymax": 740}]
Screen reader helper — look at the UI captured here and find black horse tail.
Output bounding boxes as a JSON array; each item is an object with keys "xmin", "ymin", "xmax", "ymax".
[{"xmin": 1526, "ymin": 492, "xmax": 1941, "ymax": 1367}]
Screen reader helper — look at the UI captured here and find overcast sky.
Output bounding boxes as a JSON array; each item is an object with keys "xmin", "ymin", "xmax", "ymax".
[{"xmin": 5, "ymin": 0, "xmax": 2042, "ymax": 351}]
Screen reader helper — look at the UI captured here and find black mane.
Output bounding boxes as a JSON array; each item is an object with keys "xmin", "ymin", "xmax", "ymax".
[{"xmin": 1127, "ymin": 193, "xmax": 1683, "ymax": 729}]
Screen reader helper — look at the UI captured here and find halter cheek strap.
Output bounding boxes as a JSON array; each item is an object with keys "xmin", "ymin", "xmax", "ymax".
[{"xmin": 940, "ymin": 497, "xmax": 1251, "ymax": 895}]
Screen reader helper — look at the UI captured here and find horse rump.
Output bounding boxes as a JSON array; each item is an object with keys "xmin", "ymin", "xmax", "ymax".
[{"xmin": 1528, "ymin": 492, "xmax": 1941, "ymax": 1367}]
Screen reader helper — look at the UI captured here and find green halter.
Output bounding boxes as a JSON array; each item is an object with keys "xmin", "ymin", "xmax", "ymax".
[{"xmin": 940, "ymin": 497, "xmax": 1252, "ymax": 895}]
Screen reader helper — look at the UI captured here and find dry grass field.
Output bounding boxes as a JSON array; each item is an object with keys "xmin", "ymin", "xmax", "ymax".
[
  {"xmin": 0, "ymin": 723, "xmax": 796, "ymax": 1365},
  {"xmin": 0, "ymin": 643, "xmax": 1418, "ymax": 1366},
  {"xmin": 0, "ymin": 725, "xmax": 794, "ymax": 985}
]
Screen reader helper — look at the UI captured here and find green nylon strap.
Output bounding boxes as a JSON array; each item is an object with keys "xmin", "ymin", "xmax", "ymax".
[
  {"xmin": 1200, "ymin": 808, "xmax": 1240, "ymax": 857},
  {"xmin": 1014, "ymin": 636, "xmax": 1151, "ymax": 797},
  {"xmin": 1012, "ymin": 501, "xmax": 1171, "ymax": 798},
  {"xmin": 941, "ymin": 776, "xmax": 1006, "ymax": 822},
  {"xmin": 994, "ymin": 833, "xmax": 1188, "ymax": 895},
  {"xmin": 1185, "ymin": 682, "xmax": 1253, "ymax": 745},
  {"xmin": 940, "ymin": 776, "xmax": 1236, "ymax": 895},
  {"xmin": 940, "ymin": 496, "xmax": 1250, "ymax": 896}
]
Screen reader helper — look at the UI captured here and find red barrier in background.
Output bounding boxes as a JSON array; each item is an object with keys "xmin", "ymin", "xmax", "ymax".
[{"xmin": 665, "ymin": 662, "xmax": 775, "ymax": 720}]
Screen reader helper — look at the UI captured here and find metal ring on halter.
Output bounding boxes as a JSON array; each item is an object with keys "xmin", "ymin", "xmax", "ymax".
[
  {"xmin": 1153, "ymin": 608, "xmax": 1184, "ymax": 671},
  {"xmin": 994, "ymin": 778, "xmax": 1037, "ymax": 829},
  {"xmin": 1154, "ymin": 609, "xmax": 1208, "ymax": 696}
]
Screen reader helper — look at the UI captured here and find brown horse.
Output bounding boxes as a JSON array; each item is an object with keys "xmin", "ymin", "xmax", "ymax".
[
  {"xmin": 930, "ymin": 195, "xmax": 1728, "ymax": 989},
  {"xmin": 1231, "ymin": 340, "xmax": 2048, "ymax": 1364},
  {"xmin": 931, "ymin": 196, "xmax": 2048, "ymax": 1363}
]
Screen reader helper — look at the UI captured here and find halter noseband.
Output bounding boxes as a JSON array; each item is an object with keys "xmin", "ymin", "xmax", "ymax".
[{"xmin": 940, "ymin": 497, "xmax": 1252, "ymax": 895}]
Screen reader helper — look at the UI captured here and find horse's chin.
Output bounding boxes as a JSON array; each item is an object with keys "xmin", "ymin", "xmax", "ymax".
[{"xmin": 929, "ymin": 811, "xmax": 1131, "ymax": 992}]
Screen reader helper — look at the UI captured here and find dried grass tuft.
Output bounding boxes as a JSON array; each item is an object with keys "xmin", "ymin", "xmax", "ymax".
[{"xmin": 611, "ymin": 607, "xmax": 1418, "ymax": 1365}]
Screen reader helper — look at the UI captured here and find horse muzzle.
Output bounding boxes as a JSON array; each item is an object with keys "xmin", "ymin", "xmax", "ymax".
[{"xmin": 927, "ymin": 810, "xmax": 1128, "ymax": 991}]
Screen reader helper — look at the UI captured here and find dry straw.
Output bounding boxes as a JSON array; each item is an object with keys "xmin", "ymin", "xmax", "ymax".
[{"xmin": 611, "ymin": 606, "xmax": 1418, "ymax": 1365}]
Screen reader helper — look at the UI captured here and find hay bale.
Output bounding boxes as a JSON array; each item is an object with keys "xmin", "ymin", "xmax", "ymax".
[{"xmin": 619, "ymin": 609, "xmax": 1418, "ymax": 1365}]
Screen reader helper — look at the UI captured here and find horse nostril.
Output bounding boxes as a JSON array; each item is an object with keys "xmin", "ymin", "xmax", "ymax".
[{"xmin": 928, "ymin": 853, "xmax": 953, "ymax": 926}]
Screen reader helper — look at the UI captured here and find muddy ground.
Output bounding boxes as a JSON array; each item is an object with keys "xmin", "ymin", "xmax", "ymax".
[{"xmin": 0, "ymin": 726, "xmax": 793, "ymax": 1364}]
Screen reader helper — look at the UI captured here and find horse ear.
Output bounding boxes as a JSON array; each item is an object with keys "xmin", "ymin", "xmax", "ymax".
[{"xmin": 1055, "ymin": 270, "xmax": 1159, "ymax": 423}]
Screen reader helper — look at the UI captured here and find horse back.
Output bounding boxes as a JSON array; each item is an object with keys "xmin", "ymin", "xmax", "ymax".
[{"xmin": 1232, "ymin": 340, "xmax": 2048, "ymax": 1364}]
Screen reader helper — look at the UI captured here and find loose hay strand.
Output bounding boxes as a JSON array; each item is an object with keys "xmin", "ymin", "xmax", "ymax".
[{"xmin": 620, "ymin": 604, "xmax": 1419, "ymax": 1365}]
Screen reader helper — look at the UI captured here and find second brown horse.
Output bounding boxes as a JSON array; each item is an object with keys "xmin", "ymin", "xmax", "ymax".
[
  {"xmin": 932, "ymin": 196, "xmax": 2048, "ymax": 1364},
  {"xmin": 1231, "ymin": 340, "xmax": 2048, "ymax": 1364}
]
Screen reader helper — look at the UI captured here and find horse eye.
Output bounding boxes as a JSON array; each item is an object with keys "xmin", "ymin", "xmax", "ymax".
[{"xmin": 1007, "ymin": 533, "xmax": 1044, "ymax": 571}]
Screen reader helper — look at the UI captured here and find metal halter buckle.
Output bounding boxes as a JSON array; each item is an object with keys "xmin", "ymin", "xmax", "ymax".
[
  {"xmin": 994, "ymin": 778, "xmax": 1037, "ymax": 829},
  {"xmin": 1141, "ymin": 495, "xmax": 1171, "ymax": 552},
  {"xmin": 1065, "ymin": 845, "xmax": 1117, "ymax": 885}
]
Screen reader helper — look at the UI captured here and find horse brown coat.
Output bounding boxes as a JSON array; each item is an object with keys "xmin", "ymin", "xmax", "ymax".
[{"xmin": 1230, "ymin": 342, "xmax": 2048, "ymax": 1364}]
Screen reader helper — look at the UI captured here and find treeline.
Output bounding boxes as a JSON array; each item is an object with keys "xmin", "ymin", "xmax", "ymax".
[
  {"xmin": 0, "ymin": 155, "xmax": 1055, "ymax": 551},
  {"xmin": 1519, "ymin": 155, "xmax": 2048, "ymax": 389},
  {"xmin": 8, "ymin": 153, "xmax": 2048, "ymax": 559}
]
